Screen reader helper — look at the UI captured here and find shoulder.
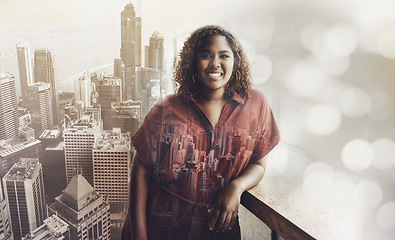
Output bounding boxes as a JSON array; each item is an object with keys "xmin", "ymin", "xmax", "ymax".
[
  {"xmin": 155, "ymin": 94, "xmax": 185, "ymax": 108},
  {"xmin": 245, "ymin": 89, "xmax": 269, "ymax": 106}
]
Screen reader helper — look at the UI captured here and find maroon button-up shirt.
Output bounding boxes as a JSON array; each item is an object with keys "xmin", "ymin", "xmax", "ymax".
[{"xmin": 124, "ymin": 90, "xmax": 280, "ymax": 240}]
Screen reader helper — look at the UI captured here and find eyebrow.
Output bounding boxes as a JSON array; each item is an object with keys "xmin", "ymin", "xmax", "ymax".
[{"xmin": 199, "ymin": 49, "xmax": 232, "ymax": 54}]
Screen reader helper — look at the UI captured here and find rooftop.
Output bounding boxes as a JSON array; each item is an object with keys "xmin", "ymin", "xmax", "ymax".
[
  {"xmin": 22, "ymin": 214, "xmax": 69, "ymax": 240},
  {"xmin": 0, "ymin": 137, "xmax": 41, "ymax": 158},
  {"xmin": 3, "ymin": 158, "xmax": 40, "ymax": 181}
]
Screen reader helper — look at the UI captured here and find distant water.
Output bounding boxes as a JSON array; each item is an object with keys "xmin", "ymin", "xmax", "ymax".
[{"xmin": 0, "ymin": 25, "xmax": 120, "ymax": 94}]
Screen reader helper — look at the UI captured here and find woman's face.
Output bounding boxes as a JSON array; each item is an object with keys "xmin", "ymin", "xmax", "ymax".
[{"xmin": 195, "ymin": 35, "xmax": 235, "ymax": 94}]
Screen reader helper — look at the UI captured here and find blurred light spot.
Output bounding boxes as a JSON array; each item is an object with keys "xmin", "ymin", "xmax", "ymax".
[
  {"xmin": 302, "ymin": 162, "xmax": 333, "ymax": 194},
  {"xmin": 279, "ymin": 110, "xmax": 302, "ymax": 145},
  {"xmin": 352, "ymin": 181, "xmax": 383, "ymax": 209},
  {"xmin": 244, "ymin": 13, "xmax": 275, "ymax": 42},
  {"xmin": 251, "ymin": 54, "xmax": 272, "ymax": 84},
  {"xmin": 325, "ymin": 24, "xmax": 358, "ymax": 57},
  {"xmin": 372, "ymin": 138, "xmax": 395, "ymax": 169},
  {"xmin": 368, "ymin": 91, "xmax": 394, "ymax": 122},
  {"xmin": 332, "ymin": 172, "xmax": 355, "ymax": 202},
  {"xmin": 309, "ymin": 54, "xmax": 350, "ymax": 77},
  {"xmin": 300, "ymin": 23, "xmax": 327, "ymax": 53},
  {"xmin": 305, "ymin": 104, "xmax": 342, "ymax": 135},
  {"xmin": 378, "ymin": 27, "xmax": 395, "ymax": 59},
  {"xmin": 303, "ymin": 161, "xmax": 333, "ymax": 179},
  {"xmin": 338, "ymin": 87, "xmax": 370, "ymax": 118},
  {"xmin": 376, "ymin": 202, "xmax": 395, "ymax": 232},
  {"xmin": 285, "ymin": 61, "xmax": 326, "ymax": 99},
  {"xmin": 239, "ymin": 38, "xmax": 256, "ymax": 62},
  {"xmin": 342, "ymin": 139, "xmax": 373, "ymax": 171},
  {"xmin": 265, "ymin": 146, "xmax": 289, "ymax": 177}
]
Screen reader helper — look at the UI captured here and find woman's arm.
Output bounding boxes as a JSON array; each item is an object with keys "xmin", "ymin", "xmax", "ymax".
[
  {"xmin": 208, "ymin": 157, "xmax": 267, "ymax": 232},
  {"xmin": 129, "ymin": 153, "xmax": 150, "ymax": 240}
]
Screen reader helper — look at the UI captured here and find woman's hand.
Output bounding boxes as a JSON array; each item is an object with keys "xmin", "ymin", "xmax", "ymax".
[{"xmin": 208, "ymin": 181, "xmax": 244, "ymax": 232}]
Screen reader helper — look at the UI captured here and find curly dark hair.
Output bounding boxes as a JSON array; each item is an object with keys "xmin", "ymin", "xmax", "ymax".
[{"xmin": 173, "ymin": 25, "xmax": 251, "ymax": 100}]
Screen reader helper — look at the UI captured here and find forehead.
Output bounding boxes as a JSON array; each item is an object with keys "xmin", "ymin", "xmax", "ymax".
[{"xmin": 200, "ymin": 35, "xmax": 232, "ymax": 51}]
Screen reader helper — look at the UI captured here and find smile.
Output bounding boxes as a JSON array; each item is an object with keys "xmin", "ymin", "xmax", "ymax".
[{"xmin": 207, "ymin": 72, "xmax": 223, "ymax": 77}]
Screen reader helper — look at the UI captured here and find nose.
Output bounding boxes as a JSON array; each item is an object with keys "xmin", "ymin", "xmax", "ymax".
[{"xmin": 210, "ymin": 56, "xmax": 220, "ymax": 68}]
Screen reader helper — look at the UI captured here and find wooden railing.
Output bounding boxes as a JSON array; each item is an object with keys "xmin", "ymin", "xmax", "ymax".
[{"xmin": 241, "ymin": 177, "xmax": 361, "ymax": 240}]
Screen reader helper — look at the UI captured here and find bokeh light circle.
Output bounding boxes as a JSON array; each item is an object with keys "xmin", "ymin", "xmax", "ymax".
[
  {"xmin": 341, "ymin": 139, "xmax": 373, "ymax": 171},
  {"xmin": 265, "ymin": 146, "xmax": 289, "ymax": 177},
  {"xmin": 325, "ymin": 24, "xmax": 358, "ymax": 57},
  {"xmin": 372, "ymin": 138, "xmax": 395, "ymax": 170},
  {"xmin": 338, "ymin": 87, "xmax": 370, "ymax": 118},
  {"xmin": 376, "ymin": 202, "xmax": 395, "ymax": 232},
  {"xmin": 251, "ymin": 54, "xmax": 273, "ymax": 84},
  {"xmin": 352, "ymin": 181, "xmax": 383, "ymax": 209},
  {"xmin": 305, "ymin": 104, "xmax": 342, "ymax": 135}
]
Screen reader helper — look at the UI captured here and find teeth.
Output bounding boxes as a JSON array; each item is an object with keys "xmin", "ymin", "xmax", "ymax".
[{"xmin": 208, "ymin": 73, "xmax": 222, "ymax": 77}]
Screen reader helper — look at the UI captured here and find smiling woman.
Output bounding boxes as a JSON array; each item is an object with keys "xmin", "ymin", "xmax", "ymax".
[{"xmin": 122, "ymin": 25, "xmax": 280, "ymax": 240}]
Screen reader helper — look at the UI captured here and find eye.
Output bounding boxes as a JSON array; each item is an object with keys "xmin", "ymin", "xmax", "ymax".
[
  {"xmin": 220, "ymin": 54, "xmax": 230, "ymax": 59},
  {"xmin": 199, "ymin": 53, "xmax": 211, "ymax": 59}
]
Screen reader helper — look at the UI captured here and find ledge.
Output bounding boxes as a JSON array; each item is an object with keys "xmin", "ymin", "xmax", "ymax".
[{"xmin": 241, "ymin": 177, "xmax": 361, "ymax": 240}]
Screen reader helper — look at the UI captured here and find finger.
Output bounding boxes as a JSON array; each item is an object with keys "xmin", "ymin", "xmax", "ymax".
[
  {"xmin": 229, "ymin": 211, "xmax": 238, "ymax": 230},
  {"xmin": 209, "ymin": 209, "xmax": 219, "ymax": 230},
  {"xmin": 214, "ymin": 211, "xmax": 227, "ymax": 232},
  {"xmin": 221, "ymin": 212, "xmax": 233, "ymax": 232}
]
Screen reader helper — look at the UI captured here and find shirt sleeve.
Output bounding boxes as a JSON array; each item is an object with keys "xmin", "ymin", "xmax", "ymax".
[
  {"xmin": 131, "ymin": 103, "xmax": 163, "ymax": 171},
  {"xmin": 250, "ymin": 93, "xmax": 280, "ymax": 163}
]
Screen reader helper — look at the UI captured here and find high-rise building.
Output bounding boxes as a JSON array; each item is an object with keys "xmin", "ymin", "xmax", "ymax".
[
  {"xmin": 96, "ymin": 75, "xmax": 122, "ymax": 130},
  {"xmin": 120, "ymin": 3, "xmax": 141, "ymax": 100},
  {"xmin": 48, "ymin": 173, "xmax": 111, "ymax": 240},
  {"xmin": 2, "ymin": 158, "xmax": 47, "ymax": 240},
  {"xmin": 34, "ymin": 48, "xmax": 58, "ymax": 124},
  {"xmin": 26, "ymin": 82, "xmax": 53, "ymax": 137},
  {"xmin": 0, "ymin": 135, "xmax": 41, "ymax": 180},
  {"xmin": 145, "ymin": 31, "xmax": 164, "ymax": 73},
  {"xmin": 0, "ymin": 72, "xmax": 18, "ymax": 140},
  {"xmin": 22, "ymin": 214, "xmax": 69, "ymax": 240},
  {"xmin": 0, "ymin": 199, "xmax": 13, "ymax": 240},
  {"xmin": 16, "ymin": 42, "xmax": 34, "ymax": 107},
  {"xmin": 74, "ymin": 72, "xmax": 91, "ymax": 111},
  {"xmin": 93, "ymin": 128, "xmax": 131, "ymax": 204},
  {"xmin": 111, "ymin": 100, "xmax": 141, "ymax": 135},
  {"xmin": 64, "ymin": 110, "xmax": 101, "ymax": 186}
]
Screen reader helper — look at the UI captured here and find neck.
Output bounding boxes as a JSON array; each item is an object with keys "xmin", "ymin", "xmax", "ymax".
[{"xmin": 197, "ymin": 87, "xmax": 226, "ymax": 104}]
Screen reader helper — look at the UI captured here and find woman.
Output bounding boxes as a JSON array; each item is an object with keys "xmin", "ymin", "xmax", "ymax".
[{"xmin": 122, "ymin": 25, "xmax": 280, "ymax": 240}]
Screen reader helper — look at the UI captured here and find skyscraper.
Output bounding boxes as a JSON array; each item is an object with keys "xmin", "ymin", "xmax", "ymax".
[
  {"xmin": 145, "ymin": 31, "xmax": 164, "ymax": 73},
  {"xmin": 93, "ymin": 128, "xmax": 131, "ymax": 204},
  {"xmin": 96, "ymin": 75, "xmax": 122, "ymax": 130},
  {"xmin": 64, "ymin": 110, "xmax": 101, "ymax": 186},
  {"xmin": 0, "ymin": 199, "xmax": 13, "ymax": 240},
  {"xmin": 0, "ymin": 72, "xmax": 18, "ymax": 140},
  {"xmin": 16, "ymin": 42, "xmax": 34, "ymax": 107},
  {"xmin": 34, "ymin": 48, "xmax": 58, "ymax": 124},
  {"xmin": 26, "ymin": 82, "xmax": 53, "ymax": 137},
  {"xmin": 48, "ymin": 173, "xmax": 111, "ymax": 240},
  {"xmin": 2, "ymin": 158, "xmax": 47, "ymax": 240},
  {"xmin": 120, "ymin": 3, "xmax": 141, "ymax": 100},
  {"xmin": 111, "ymin": 100, "xmax": 141, "ymax": 134},
  {"xmin": 74, "ymin": 72, "xmax": 91, "ymax": 112}
]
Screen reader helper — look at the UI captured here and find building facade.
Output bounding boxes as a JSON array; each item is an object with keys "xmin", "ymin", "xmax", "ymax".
[
  {"xmin": 0, "ymin": 72, "xmax": 18, "ymax": 141},
  {"xmin": 2, "ymin": 158, "xmax": 47, "ymax": 240},
  {"xmin": 16, "ymin": 42, "xmax": 34, "ymax": 107},
  {"xmin": 48, "ymin": 174, "xmax": 111, "ymax": 240},
  {"xmin": 22, "ymin": 214, "xmax": 69, "ymax": 240},
  {"xmin": 93, "ymin": 128, "xmax": 132, "ymax": 204}
]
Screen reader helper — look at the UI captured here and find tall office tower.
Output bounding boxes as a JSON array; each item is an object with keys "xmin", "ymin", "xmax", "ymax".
[
  {"xmin": 22, "ymin": 214, "xmax": 69, "ymax": 240},
  {"xmin": 145, "ymin": 31, "xmax": 164, "ymax": 72},
  {"xmin": 16, "ymin": 42, "xmax": 34, "ymax": 107},
  {"xmin": 93, "ymin": 128, "xmax": 131, "ymax": 204},
  {"xmin": 120, "ymin": 3, "xmax": 141, "ymax": 100},
  {"xmin": 96, "ymin": 75, "xmax": 122, "ymax": 130},
  {"xmin": 0, "ymin": 199, "xmax": 13, "ymax": 240},
  {"xmin": 38, "ymin": 129, "xmax": 66, "ymax": 204},
  {"xmin": 26, "ymin": 82, "xmax": 53, "ymax": 137},
  {"xmin": 2, "ymin": 158, "xmax": 47, "ymax": 240},
  {"xmin": 34, "ymin": 48, "xmax": 58, "ymax": 124},
  {"xmin": 111, "ymin": 100, "xmax": 141, "ymax": 134},
  {"xmin": 48, "ymin": 173, "xmax": 111, "ymax": 240},
  {"xmin": 64, "ymin": 111, "xmax": 101, "ymax": 186},
  {"xmin": 74, "ymin": 72, "xmax": 91, "ymax": 111},
  {"xmin": 147, "ymin": 79, "xmax": 160, "ymax": 114},
  {"xmin": 0, "ymin": 72, "xmax": 18, "ymax": 140},
  {"xmin": 0, "ymin": 135, "xmax": 41, "ymax": 180}
]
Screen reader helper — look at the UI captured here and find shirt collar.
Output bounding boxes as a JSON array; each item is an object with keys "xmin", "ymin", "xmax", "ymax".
[{"xmin": 181, "ymin": 91, "xmax": 246, "ymax": 105}]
